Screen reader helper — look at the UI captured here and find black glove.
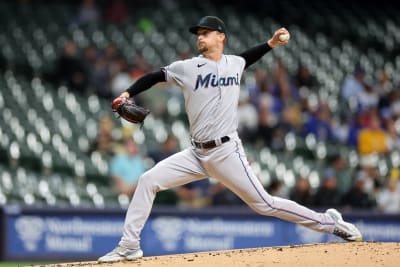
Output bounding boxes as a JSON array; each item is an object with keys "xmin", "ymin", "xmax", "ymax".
[{"xmin": 112, "ymin": 97, "xmax": 150, "ymax": 124}]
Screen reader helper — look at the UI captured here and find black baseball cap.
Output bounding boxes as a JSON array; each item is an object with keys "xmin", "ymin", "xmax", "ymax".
[{"xmin": 189, "ymin": 16, "xmax": 226, "ymax": 35}]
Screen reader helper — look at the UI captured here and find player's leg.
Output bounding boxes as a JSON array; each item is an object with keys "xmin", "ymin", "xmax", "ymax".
[
  {"xmin": 207, "ymin": 137, "xmax": 360, "ymax": 240},
  {"xmin": 119, "ymin": 148, "xmax": 207, "ymax": 249},
  {"xmin": 99, "ymin": 148, "xmax": 207, "ymax": 262}
]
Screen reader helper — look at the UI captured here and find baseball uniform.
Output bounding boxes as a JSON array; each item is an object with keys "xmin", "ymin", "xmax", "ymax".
[
  {"xmin": 117, "ymin": 53, "xmax": 336, "ymax": 250},
  {"xmin": 98, "ymin": 17, "xmax": 361, "ymax": 262}
]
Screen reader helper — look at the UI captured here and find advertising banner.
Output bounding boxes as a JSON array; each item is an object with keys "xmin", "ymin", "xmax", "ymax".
[
  {"xmin": 141, "ymin": 216, "xmax": 340, "ymax": 255},
  {"xmin": 5, "ymin": 214, "xmax": 124, "ymax": 260},
  {"xmin": 2, "ymin": 207, "xmax": 400, "ymax": 260}
]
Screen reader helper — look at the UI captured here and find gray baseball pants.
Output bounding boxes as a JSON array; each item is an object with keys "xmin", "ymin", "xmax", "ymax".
[{"xmin": 119, "ymin": 132, "xmax": 335, "ymax": 249}]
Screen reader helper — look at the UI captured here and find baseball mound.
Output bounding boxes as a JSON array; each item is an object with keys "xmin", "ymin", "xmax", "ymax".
[{"xmin": 51, "ymin": 242, "xmax": 399, "ymax": 267}]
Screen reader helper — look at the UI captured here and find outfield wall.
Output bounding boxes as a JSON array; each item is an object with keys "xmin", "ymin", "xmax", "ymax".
[{"xmin": 1, "ymin": 206, "xmax": 399, "ymax": 261}]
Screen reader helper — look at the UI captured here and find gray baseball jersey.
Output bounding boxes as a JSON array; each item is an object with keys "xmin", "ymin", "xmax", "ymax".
[
  {"xmin": 163, "ymin": 54, "xmax": 245, "ymax": 141},
  {"xmin": 118, "ymin": 54, "xmax": 336, "ymax": 250}
]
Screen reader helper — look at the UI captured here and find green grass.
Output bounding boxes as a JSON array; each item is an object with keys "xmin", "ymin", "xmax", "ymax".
[
  {"xmin": 0, "ymin": 263, "xmax": 31, "ymax": 267},
  {"xmin": 0, "ymin": 263, "xmax": 52, "ymax": 267}
]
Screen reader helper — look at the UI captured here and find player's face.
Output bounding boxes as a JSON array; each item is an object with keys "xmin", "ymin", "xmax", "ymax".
[{"xmin": 197, "ymin": 28, "xmax": 224, "ymax": 54}]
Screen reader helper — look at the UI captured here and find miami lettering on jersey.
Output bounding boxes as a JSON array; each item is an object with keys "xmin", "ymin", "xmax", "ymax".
[{"xmin": 194, "ymin": 73, "xmax": 239, "ymax": 90}]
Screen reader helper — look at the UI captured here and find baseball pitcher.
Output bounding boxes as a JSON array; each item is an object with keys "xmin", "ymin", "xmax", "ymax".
[{"xmin": 99, "ymin": 16, "xmax": 362, "ymax": 262}]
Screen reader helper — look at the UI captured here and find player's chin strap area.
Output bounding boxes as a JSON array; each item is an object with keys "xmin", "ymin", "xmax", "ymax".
[{"xmin": 191, "ymin": 135, "xmax": 231, "ymax": 150}]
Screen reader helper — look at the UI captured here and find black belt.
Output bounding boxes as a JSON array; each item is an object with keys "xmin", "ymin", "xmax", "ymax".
[{"xmin": 191, "ymin": 136, "xmax": 230, "ymax": 149}]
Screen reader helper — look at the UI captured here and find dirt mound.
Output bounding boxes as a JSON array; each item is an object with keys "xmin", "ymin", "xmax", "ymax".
[{"xmin": 51, "ymin": 242, "xmax": 399, "ymax": 267}]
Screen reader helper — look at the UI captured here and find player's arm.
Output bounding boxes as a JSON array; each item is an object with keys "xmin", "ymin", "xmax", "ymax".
[
  {"xmin": 239, "ymin": 27, "xmax": 289, "ymax": 69},
  {"xmin": 118, "ymin": 70, "xmax": 166, "ymax": 99},
  {"xmin": 239, "ymin": 43, "xmax": 272, "ymax": 69}
]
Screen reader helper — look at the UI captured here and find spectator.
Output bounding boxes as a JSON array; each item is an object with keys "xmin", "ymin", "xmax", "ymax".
[
  {"xmin": 247, "ymin": 68, "xmax": 271, "ymax": 109},
  {"xmin": 148, "ymin": 134, "xmax": 179, "ymax": 163},
  {"xmin": 82, "ymin": 46, "xmax": 100, "ymax": 93},
  {"xmin": 55, "ymin": 40, "xmax": 88, "ymax": 94},
  {"xmin": 269, "ymin": 61, "xmax": 300, "ymax": 116},
  {"xmin": 237, "ymin": 90, "xmax": 258, "ymax": 142},
  {"xmin": 314, "ymin": 168, "xmax": 341, "ymax": 207},
  {"xmin": 359, "ymin": 83, "xmax": 379, "ymax": 110},
  {"xmin": 377, "ymin": 89, "xmax": 396, "ymax": 117},
  {"xmin": 303, "ymin": 102, "xmax": 334, "ymax": 141},
  {"xmin": 341, "ymin": 65, "xmax": 366, "ymax": 105},
  {"xmin": 110, "ymin": 57, "xmax": 133, "ymax": 98},
  {"xmin": 357, "ymin": 111, "xmax": 389, "ymax": 155},
  {"xmin": 246, "ymin": 68, "xmax": 284, "ymax": 146},
  {"xmin": 74, "ymin": 0, "xmax": 100, "ymax": 25},
  {"xmin": 280, "ymin": 103, "xmax": 302, "ymax": 132},
  {"xmin": 175, "ymin": 179, "xmax": 211, "ymax": 208},
  {"xmin": 389, "ymin": 90, "xmax": 400, "ymax": 117},
  {"xmin": 376, "ymin": 69, "xmax": 393, "ymax": 96},
  {"xmin": 294, "ymin": 64, "xmax": 318, "ymax": 90},
  {"xmin": 346, "ymin": 111, "xmax": 364, "ymax": 147},
  {"xmin": 386, "ymin": 117, "xmax": 400, "ymax": 151},
  {"xmin": 89, "ymin": 115, "xmax": 117, "ymax": 157},
  {"xmin": 267, "ymin": 179, "xmax": 289, "ymax": 198},
  {"xmin": 362, "ymin": 164, "xmax": 384, "ymax": 193},
  {"xmin": 91, "ymin": 52, "xmax": 112, "ymax": 99},
  {"xmin": 256, "ymin": 96, "xmax": 274, "ymax": 146},
  {"xmin": 130, "ymin": 52, "xmax": 153, "ymax": 81},
  {"xmin": 83, "ymin": 46, "xmax": 98, "ymax": 68},
  {"xmin": 147, "ymin": 134, "xmax": 180, "ymax": 205},
  {"xmin": 104, "ymin": 44, "xmax": 120, "ymax": 70},
  {"xmin": 105, "ymin": 0, "xmax": 130, "ymax": 24},
  {"xmin": 377, "ymin": 176, "xmax": 400, "ymax": 214},
  {"xmin": 210, "ymin": 182, "xmax": 245, "ymax": 206},
  {"xmin": 255, "ymin": 83, "xmax": 302, "ymax": 149},
  {"xmin": 109, "ymin": 138, "xmax": 146, "ymax": 197},
  {"xmin": 341, "ymin": 171, "xmax": 376, "ymax": 210},
  {"xmin": 289, "ymin": 177, "xmax": 314, "ymax": 206},
  {"xmin": 328, "ymin": 154, "xmax": 353, "ymax": 194}
]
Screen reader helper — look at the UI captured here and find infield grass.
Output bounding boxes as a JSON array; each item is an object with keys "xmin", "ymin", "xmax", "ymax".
[{"xmin": 0, "ymin": 263, "xmax": 52, "ymax": 267}]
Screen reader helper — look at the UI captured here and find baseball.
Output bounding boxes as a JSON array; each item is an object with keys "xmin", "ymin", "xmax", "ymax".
[{"xmin": 279, "ymin": 33, "xmax": 290, "ymax": 42}]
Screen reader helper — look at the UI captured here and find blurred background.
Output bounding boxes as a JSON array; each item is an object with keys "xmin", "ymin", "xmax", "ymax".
[{"xmin": 0, "ymin": 0, "xmax": 400, "ymax": 264}]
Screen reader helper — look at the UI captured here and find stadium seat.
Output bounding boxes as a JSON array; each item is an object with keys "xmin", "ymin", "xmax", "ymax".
[{"xmin": 0, "ymin": 0, "xmax": 398, "ymax": 206}]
